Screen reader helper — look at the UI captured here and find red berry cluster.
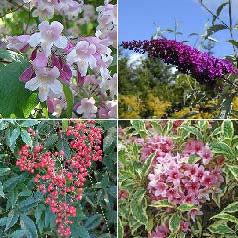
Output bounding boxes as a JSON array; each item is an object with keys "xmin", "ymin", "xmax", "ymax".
[{"xmin": 16, "ymin": 120, "xmax": 103, "ymax": 237}]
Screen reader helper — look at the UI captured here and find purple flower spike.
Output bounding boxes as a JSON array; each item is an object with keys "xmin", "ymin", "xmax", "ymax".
[{"xmin": 122, "ymin": 39, "xmax": 238, "ymax": 84}]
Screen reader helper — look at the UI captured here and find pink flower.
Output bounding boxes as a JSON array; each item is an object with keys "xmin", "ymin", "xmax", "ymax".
[
  {"xmin": 198, "ymin": 145, "xmax": 213, "ymax": 164},
  {"xmin": 25, "ymin": 66, "xmax": 62, "ymax": 102},
  {"xmin": 184, "ymin": 140, "xmax": 204, "ymax": 155},
  {"xmin": 28, "ymin": 21, "xmax": 67, "ymax": 57},
  {"xmin": 166, "ymin": 168, "xmax": 181, "ymax": 186},
  {"xmin": 149, "ymin": 225, "xmax": 170, "ymax": 238},
  {"xmin": 75, "ymin": 97, "xmax": 97, "ymax": 118},
  {"xmin": 67, "ymin": 41, "xmax": 97, "ymax": 76},
  {"xmin": 20, "ymin": 66, "xmax": 35, "ymax": 82},
  {"xmin": 6, "ymin": 35, "xmax": 30, "ymax": 52},
  {"xmin": 105, "ymin": 100, "xmax": 117, "ymax": 118}
]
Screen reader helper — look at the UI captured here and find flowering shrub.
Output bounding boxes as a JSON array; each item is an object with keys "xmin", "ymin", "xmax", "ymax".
[
  {"xmin": 119, "ymin": 120, "xmax": 238, "ymax": 238},
  {"xmin": 0, "ymin": 0, "xmax": 117, "ymax": 118},
  {"xmin": 0, "ymin": 119, "xmax": 117, "ymax": 238},
  {"xmin": 122, "ymin": 39, "xmax": 237, "ymax": 84},
  {"xmin": 119, "ymin": 1, "xmax": 238, "ymax": 119}
]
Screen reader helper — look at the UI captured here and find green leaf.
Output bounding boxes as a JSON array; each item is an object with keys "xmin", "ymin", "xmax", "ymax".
[
  {"xmin": 0, "ymin": 61, "xmax": 35, "ymax": 118},
  {"xmin": 169, "ymin": 213, "xmax": 181, "ymax": 233},
  {"xmin": 228, "ymin": 40, "xmax": 238, "ymax": 49},
  {"xmin": 84, "ymin": 214, "xmax": 102, "ymax": 230},
  {"xmin": 63, "ymin": 84, "xmax": 73, "ymax": 117},
  {"xmin": 210, "ymin": 213, "xmax": 238, "ymax": 224},
  {"xmin": 211, "ymin": 142, "xmax": 234, "ymax": 156},
  {"xmin": 141, "ymin": 153, "xmax": 155, "ymax": 177},
  {"xmin": 19, "ymin": 196, "xmax": 41, "ymax": 212},
  {"xmin": 0, "ymin": 167, "xmax": 10, "ymax": 176},
  {"xmin": 206, "ymin": 24, "xmax": 228, "ymax": 37},
  {"xmin": 21, "ymin": 129, "xmax": 32, "ymax": 147},
  {"xmin": 10, "ymin": 127, "xmax": 21, "ymax": 150},
  {"xmin": 130, "ymin": 188, "xmax": 148, "ymax": 225},
  {"xmin": 228, "ymin": 167, "xmax": 238, "ymax": 181},
  {"xmin": 208, "ymin": 222, "xmax": 235, "ymax": 234},
  {"xmin": 178, "ymin": 204, "xmax": 198, "ymax": 212},
  {"xmin": 22, "ymin": 93, "xmax": 39, "ymax": 118},
  {"xmin": 130, "ymin": 120, "xmax": 147, "ymax": 137},
  {"xmin": 0, "ymin": 217, "xmax": 7, "ymax": 226},
  {"xmin": 118, "ymin": 218, "xmax": 124, "ymax": 238},
  {"xmin": 149, "ymin": 200, "xmax": 175, "ymax": 208},
  {"xmin": 44, "ymin": 134, "xmax": 58, "ymax": 148},
  {"xmin": 103, "ymin": 127, "xmax": 117, "ymax": 154},
  {"xmin": 5, "ymin": 209, "xmax": 19, "ymax": 231},
  {"xmin": 62, "ymin": 120, "xmax": 69, "ymax": 133},
  {"xmin": 4, "ymin": 173, "xmax": 26, "ymax": 191},
  {"xmin": 10, "ymin": 230, "xmax": 27, "ymax": 238},
  {"xmin": 222, "ymin": 120, "xmax": 234, "ymax": 138},
  {"xmin": 223, "ymin": 202, "xmax": 238, "ymax": 213},
  {"xmin": 0, "ymin": 49, "xmax": 26, "ymax": 62},
  {"xmin": 20, "ymin": 214, "xmax": 37, "ymax": 238},
  {"xmin": 20, "ymin": 120, "xmax": 39, "ymax": 128},
  {"xmin": 0, "ymin": 181, "xmax": 4, "ymax": 198},
  {"xmin": 213, "ymin": 2, "xmax": 228, "ymax": 24},
  {"xmin": 180, "ymin": 125, "xmax": 203, "ymax": 140},
  {"xmin": 71, "ymin": 225, "xmax": 90, "ymax": 238}
]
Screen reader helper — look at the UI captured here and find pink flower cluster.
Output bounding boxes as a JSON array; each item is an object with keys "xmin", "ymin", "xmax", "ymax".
[
  {"xmin": 137, "ymin": 136, "xmax": 224, "ymax": 237},
  {"xmin": 6, "ymin": 1, "xmax": 117, "ymax": 118},
  {"xmin": 23, "ymin": 0, "xmax": 84, "ymax": 20}
]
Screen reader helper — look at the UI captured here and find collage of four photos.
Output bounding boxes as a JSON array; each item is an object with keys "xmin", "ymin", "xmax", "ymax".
[{"xmin": 0, "ymin": 0, "xmax": 238, "ymax": 238}]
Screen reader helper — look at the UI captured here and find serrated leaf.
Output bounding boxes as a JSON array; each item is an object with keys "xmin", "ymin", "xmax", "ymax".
[
  {"xmin": 178, "ymin": 203, "xmax": 198, "ymax": 212},
  {"xmin": 208, "ymin": 222, "xmax": 235, "ymax": 234},
  {"xmin": 5, "ymin": 210, "xmax": 19, "ymax": 231},
  {"xmin": 149, "ymin": 200, "xmax": 175, "ymax": 208},
  {"xmin": 21, "ymin": 129, "xmax": 32, "ymax": 147},
  {"xmin": 169, "ymin": 213, "xmax": 181, "ymax": 233},
  {"xmin": 20, "ymin": 214, "xmax": 37, "ymax": 238},
  {"xmin": 84, "ymin": 214, "xmax": 102, "ymax": 230},
  {"xmin": 223, "ymin": 202, "xmax": 238, "ymax": 213}
]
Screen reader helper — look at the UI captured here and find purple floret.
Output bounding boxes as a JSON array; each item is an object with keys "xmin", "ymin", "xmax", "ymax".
[{"xmin": 122, "ymin": 39, "xmax": 238, "ymax": 84}]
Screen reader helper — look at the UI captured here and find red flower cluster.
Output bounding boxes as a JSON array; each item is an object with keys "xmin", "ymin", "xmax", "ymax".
[{"xmin": 16, "ymin": 120, "xmax": 103, "ymax": 237}]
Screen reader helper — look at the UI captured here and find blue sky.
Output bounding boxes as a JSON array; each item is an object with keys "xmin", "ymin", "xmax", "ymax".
[{"xmin": 119, "ymin": 0, "xmax": 238, "ymax": 58}]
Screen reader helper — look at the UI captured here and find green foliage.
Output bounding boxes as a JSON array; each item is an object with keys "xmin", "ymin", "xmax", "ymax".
[{"xmin": 0, "ymin": 120, "xmax": 117, "ymax": 238}]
